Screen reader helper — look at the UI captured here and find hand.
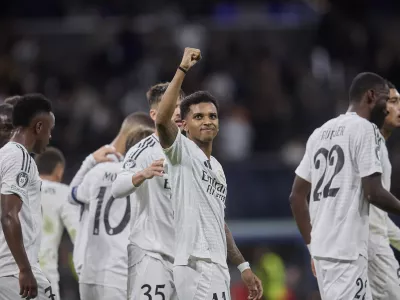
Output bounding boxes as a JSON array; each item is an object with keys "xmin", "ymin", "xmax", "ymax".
[
  {"xmin": 180, "ymin": 47, "xmax": 201, "ymax": 71},
  {"xmin": 311, "ymin": 257, "xmax": 316, "ymax": 277},
  {"xmin": 141, "ymin": 159, "xmax": 165, "ymax": 179},
  {"xmin": 92, "ymin": 145, "xmax": 122, "ymax": 163},
  {"xmin": 241, "ymin": 269, "xmax": 263, "ymax": 300},
  {"xmin": 19, "ymin": 268, "xmax": 37, "ymax": 299}
]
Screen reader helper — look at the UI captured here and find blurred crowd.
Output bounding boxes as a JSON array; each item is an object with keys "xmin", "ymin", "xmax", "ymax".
[{"xmin": 2, "ymin": 0, "xmax": 400, "ymax": 298}]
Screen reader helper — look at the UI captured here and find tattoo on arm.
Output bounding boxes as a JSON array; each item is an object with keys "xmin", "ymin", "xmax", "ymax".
[
  {"xmin": 157, "ymin": 120, "xmax": 179, "ymax": 149},
  {"xmin": 225, "ymin": 223, "xmax": 245, "ymax": 266}
]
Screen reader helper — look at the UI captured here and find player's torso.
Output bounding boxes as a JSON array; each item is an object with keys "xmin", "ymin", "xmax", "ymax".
[
  {"xmin": 129, "ymin": 141, "xmax": 175, "ymax": 257},
  {"xmin": 38, "ymin": 180, "xmax": 67, "ymax": 280},
  {"xmin": 81, "ymin": 162, "xmax": 130, "ymax": 286},
  {"xmin": 369, "ymin": 137, "xmax": 392, "ymax": 257},
  {"xmin": 308, "ymin": 114, "xmax": 372, "ymax": 259},
  {"xmin": 171, "ymin": 136, "xmax": 227, "ymax": 265},
  {"xmin": 0, "ymin": 143, "xmax": 42, "ymax": 275}
]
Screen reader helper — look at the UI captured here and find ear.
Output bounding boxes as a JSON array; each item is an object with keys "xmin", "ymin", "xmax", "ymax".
[
  {"xmin": 366, "ymin": 89, "xmax": 375, "ymax": 104},
  {"xmin": 54, "ymin": 163, "xmax": 65, "ymax": 182},
  {"xmin": 35, "ymin": 121, "xmax": 43, "ymax": 134},
  {"xmin": 182, "ymin": 119, "xmax": 188, "ymax": 132},
  {"xmin": 149, "ymin": 109, "xmax": 157, "ymax": 121}
]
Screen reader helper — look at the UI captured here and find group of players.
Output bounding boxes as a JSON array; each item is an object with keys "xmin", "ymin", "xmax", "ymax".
[
  {"xmin": 291, "ymin": 72, "xmax": 400, "ymax": 299},
  {"xmin": 0, "ymin": 48, "xmax": 264, "ymax": 300}
]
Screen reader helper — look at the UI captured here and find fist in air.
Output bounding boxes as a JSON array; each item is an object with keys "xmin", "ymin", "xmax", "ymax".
[{"xmin": 180, "ymin": 48, "xmax": 201, "ymax": 71}]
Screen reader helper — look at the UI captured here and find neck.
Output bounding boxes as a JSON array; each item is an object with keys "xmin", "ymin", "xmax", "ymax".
[
  {"xmin": 193, "ymin": 138, "xmax": 213, "ymax": 158},
  {"xmin": 380, "ymin": 126, "xmax": 392, "ymax": 141},
  {"xmin": 347, "ymin": 103, "xmax": 369, "ymax": 120},
  {"xmin": 110, "ymin": 134, "xmax": 126, "ymax": 154},
  {"xmin": 40, "ymin": 174, "xmax": 59, "ymax": 182},
  {"xmin": 10, "ymin": 128, "xmax": 35, "ymax": 152}
]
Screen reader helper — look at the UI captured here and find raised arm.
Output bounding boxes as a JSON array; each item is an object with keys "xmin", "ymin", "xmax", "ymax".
[
  {"xmin": 225, "ymin": 223, "xmax": 263, "ymax": 300},
  {"xmin": 156, "ymin": 47, "xmax": 201, "ymax": 149}
]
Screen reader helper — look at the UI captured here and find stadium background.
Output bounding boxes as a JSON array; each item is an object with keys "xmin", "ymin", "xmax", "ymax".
[{"xmin": 2, "ymin": 0, "xmax": 400, "ymax": 299}]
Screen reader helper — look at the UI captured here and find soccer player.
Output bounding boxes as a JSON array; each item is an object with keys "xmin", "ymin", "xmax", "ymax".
[
  {"xmin": 4, "ymin": 95, "xmax": 22, "ymax": 107},
  {"xmin": 68, "ymin": 113, "xmax": 154, "ymax": 300},
  {"xmin": 155, "ymin": 48, "xmax": 263, "ymax": 300},
  {"xmin": 0, "ymin": 94, "xmax": 56, "ymax": 299},
  {"xmin": 290, "ymin": 72, "xmax": 400, "ymax": 299},
  {"xmin": 368, "ymin": 81, "xmax": 400, "ymax": 299},
  {"xmin": 0, "ymin": 103, "xmax": 14, "ymax": 148},
  {"xmin": 36, "ymin": 147, "xmax": 80, "ymax": 300},
  {"xmin": 111, "ymin": 83, "xmax": 184, "ymax": 300},
  {"xmin": 68, "ymin": 112, "xmax": 154, "ymax": 281}
]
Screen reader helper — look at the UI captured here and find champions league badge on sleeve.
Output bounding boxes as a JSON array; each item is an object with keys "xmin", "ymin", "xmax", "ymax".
[
  {"xmin": 123, "ymin": 159, "xmax": 136, "ymax": 170},
  {"xmin": 16, "ymin": 171, "xmax": 29, "ymax": 188}
]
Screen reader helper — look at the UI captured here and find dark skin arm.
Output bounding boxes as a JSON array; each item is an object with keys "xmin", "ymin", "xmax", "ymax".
[
  {"xmin": 289, "ymin": 175, "xmax": 312, "ymax": 245},
  {"xmin": 1, "ymin": 194, "xmax": 37, "ymax": 298},
  {"xmin": 363, "ymin": 172, "xmax": 400, "ymax": 214}
]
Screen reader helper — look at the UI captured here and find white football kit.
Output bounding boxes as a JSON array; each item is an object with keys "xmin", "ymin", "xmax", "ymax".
[
  {"xmin": 39, "ymin": 180, "xmax": 80, "ymax": 300},
  {"xmin": 112, "ymin": 134, "xmax": 176, "ymax": 300},
  {"xmin": 73, "ymin": 159, "xmax": 131, "ymax": 300},
  {"xmin": 368, "ymin": 136, "xmax": 400, "ymax": 299},
  {"xmin": 296, "ymin": 112, "xmax": 382, "ymax": 300},
  {"xmin": 0, "ymin": 142, "xmax": 54, "ymax": 300},
  {"xmin": 163, "ymin": 131, "xmax": 230, "ymax": 300}
]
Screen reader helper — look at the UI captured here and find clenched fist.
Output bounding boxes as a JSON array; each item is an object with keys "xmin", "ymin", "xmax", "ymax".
[{"xmin": 180, "ymin": 47, "xmax": 201, "ymax": 72}]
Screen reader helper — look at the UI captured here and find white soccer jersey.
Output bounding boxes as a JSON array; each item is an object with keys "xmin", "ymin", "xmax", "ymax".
[
  {"xmin": 0, "ymin": 142, "xmax": 43, "ymax": 276},
  {"xmin": 164, "ymin": 131, "xmax": 227, "ymax": 267},
  {"xmin": 75, "ymin": 160, "xmax": 132, "ymax": 291},
  {"xmin": 39, "ymin": 180, "xmax": 80, "ymax": 283},
  {"xmin": 296, "ymin": 112, "xmax": 382, "ymax": 260},
  {"xmin": 72, "ymin": 204, "xmax": 89, "ymax": 277},
  {"xmin": 112, "ymin": 134, "xmax": 174, "ymax": 259}
]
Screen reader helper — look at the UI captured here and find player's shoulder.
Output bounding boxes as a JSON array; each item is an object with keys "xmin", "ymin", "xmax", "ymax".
[
  {"xmin": 126, "ymin": 135, "xmax": 159, "ymax": 158},
  {"xmin": 88, "ymin": 161, "xmax": 121, "ymax": 176},
  {"xmin": 0, "ymin": 142, "xmax": 29, "ymax": 160}
]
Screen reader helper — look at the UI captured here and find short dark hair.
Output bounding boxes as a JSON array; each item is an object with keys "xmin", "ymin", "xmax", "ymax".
[
  {"xmin": 35, "ymin": 147, "xmax": 65, "ymax": 175},
  {"xmin": 386, "ymin": 80, "xmax": 396, "ymax": 89},
  {"xmin": 12, "ymin": 94, "xmax": 52, "ymax": 128},
  {"xmin": 125, "ymin": 128, "xmax": 155, "ymax": 153},
  {"xmin": 349, "ymin": 72, "xmax": 387, "ymax": 103},
  {"xmin": 4, "ymin": 95, "xmax": 22, "ymax": 107},
  {"xmin": 120, "ymin": 112, "xmax": 154, "ymax": 136},
  {"xmin": 0, "ymin": 103, "xmax": 13, "ymax": 120},
  {"xmin": 180, "ymin": 91, "xmax": 219, "ymax": 120},
  {"xmin": 146, "ymin": 83, "xmax": 185, "ymax": 108}
]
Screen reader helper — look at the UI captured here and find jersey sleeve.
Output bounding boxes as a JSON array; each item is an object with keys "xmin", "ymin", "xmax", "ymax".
[
  {"xmin": 355, "ymin": 123, "xmax": 382, "ymax": 178},
  {"xmin": 163, "ymin": 131, "xmax": 184, "ymax": 165},
  {"xmin": 111, "ymin": 145, "xmax": 149, "ymax": 198},
  {"xmin": 0, "ymin": 150, "xmax": 31, "ymax": 202},
  {"xmin": 71, "ymin": 168, "xmax": 97, "ymax": 205},
  {"xmin": 295, "ymin": 135, "xmax": 314, "ymax": 183},
  {"xmin": 60, "ymin": 197, "xmax": 80, "ymax": 244}
]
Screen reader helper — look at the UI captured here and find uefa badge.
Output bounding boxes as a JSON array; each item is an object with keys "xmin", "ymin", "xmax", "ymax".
[
  {"xmin": 16, "ymin": 172, "xmax": 29, "ymax": 188},
  {"xmin": 123, "ymin": 159, "xmax": 136, "ymax": 170}
]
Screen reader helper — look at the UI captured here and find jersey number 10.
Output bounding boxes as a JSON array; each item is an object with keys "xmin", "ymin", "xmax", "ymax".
[
  {"xmin": 93, "ymin": 186, "xmax": 131, "ymax": 235},
  {"xmin": 312, "ymin": 145, "xmax": 345, "ymax": 201}
]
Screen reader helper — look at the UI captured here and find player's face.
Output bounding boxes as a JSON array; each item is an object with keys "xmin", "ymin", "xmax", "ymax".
[
  {"xmin": 183, "ymin": 102, "xmax": 219, "ymax": 143},
  {"xmin": 33, "ymin": 112, "xmax": 55, "ymax": 154},
  {"xmin": 370, "ymin": 84, "xmax": 390, "ymax": 128},
  {"xmin": 383, "ymin": 88, "xmax": 400, "ymax": 129},
  {"xmin": 0, "ymin": 113, "xmax": 13, "ymax": 148}
]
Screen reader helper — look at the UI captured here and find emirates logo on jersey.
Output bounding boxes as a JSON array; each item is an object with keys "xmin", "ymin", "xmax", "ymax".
[{"xmin": 16, "ymin": 171, "xmax": 29, "ymax": 188}]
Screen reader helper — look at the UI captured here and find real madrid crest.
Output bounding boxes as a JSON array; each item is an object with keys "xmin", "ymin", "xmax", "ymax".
[
  {"xmin": 123, "ymin": 159, "xmax": 136, "ymax": 170},
  {"xmin": 16, "ymin": 172, "xmax": 29, "ymax": 188}
]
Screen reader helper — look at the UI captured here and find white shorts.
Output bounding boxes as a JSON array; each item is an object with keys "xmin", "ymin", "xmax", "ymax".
[
  {"xmin": 313, "ymin": 255, "xmax": 372, "ymax": 300},
  {"xmin": 0, "ymin": 269, "xmax": 56, "ymax": 300},
  {"xmin": 368, "ymin": 253, "xmax": 400, "ymax": 299},
  {"xmin": 127, "ymin": 244, "xmax": 176, "ymax": 300},
  {"xmin": 174, "ymin": 259, "xmax": 231, "ymax": 300},
  {"xmin": 79, "ymin": 283, "xmax": 126, "ymax": 300},
  {"xmin": 47, "ymin": 277, "xmax": 60, "ymax": 300}
]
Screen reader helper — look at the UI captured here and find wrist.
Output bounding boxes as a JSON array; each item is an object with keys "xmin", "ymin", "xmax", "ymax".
[
  {"xmin": 132, "ymin": 172, "xmax": 146, "ymax": 187},
  {"xmin": 178, "ymin": 66, "xmax": 188, "ymax": 74},
  {"xmin": 237, "ymin": 261, "xmax": 250, "ymax": 273},
  {"xmin": 19, "ymin": 265, "xmax": 32, "ymax": 272}
]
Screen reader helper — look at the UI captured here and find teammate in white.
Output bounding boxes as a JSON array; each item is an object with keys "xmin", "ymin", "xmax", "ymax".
[
  {"xmin": 111, "ymin": 83, "xmax": 184, "ymax": 300},
  {"xmin": 368, "ymin": 80, "xmax": 400, "ymax": 299},
  {"xmin": 36, "ymin": 147, "xmax": 80, "ymax": 300},
  {"xmin": 0, "ymin": 94, "xmax": 56, "ymax": 299},
  {"xmin": 290, "ymin": 72, "xmax": 400, "ymax": 300},
  {"xmin": 155, "ymin": 48, "xmax": 263, "ymax": 300},
  {"xmin": 69, "ymin": 113, "xmax": 154, "ymax": 300}
]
